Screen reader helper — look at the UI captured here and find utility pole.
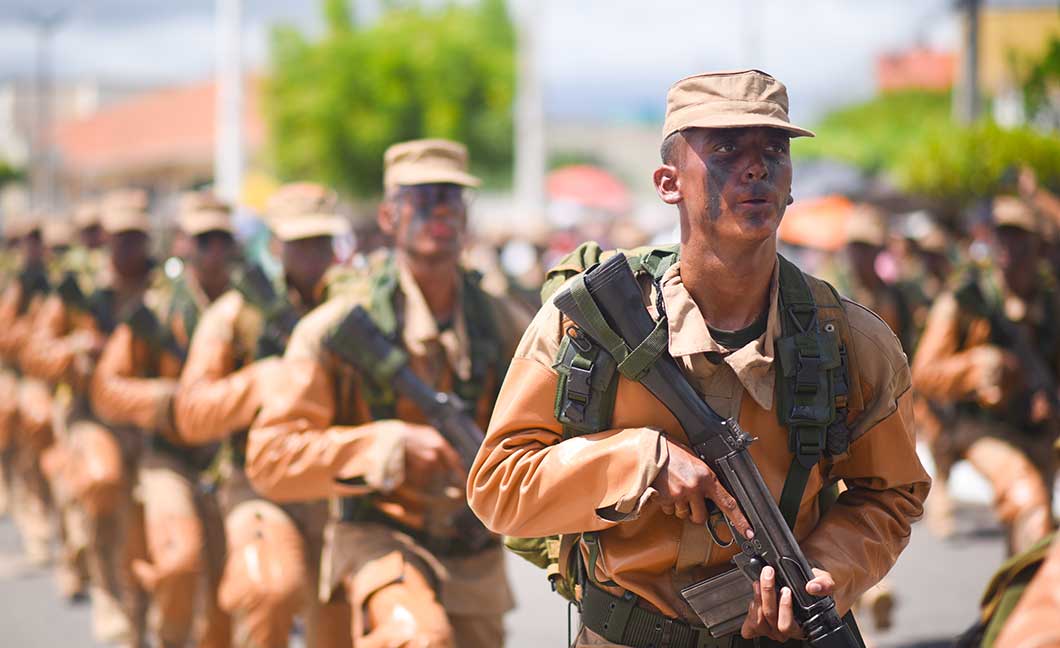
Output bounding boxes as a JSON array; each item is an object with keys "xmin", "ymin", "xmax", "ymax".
[
  {"xmin": 954, "ymin": 0, "xmax": 981, "ymax": 124},
  {"xmin": 513, "ymin": 0, "xmax": 545, "ymax": 222},
  {"xmin": 21, "ymin": 8, "xmax": 66, "ymax": 209},
  {"xmin": 215, "ymin": 0, "xmax": 243, "ymax": 204}
]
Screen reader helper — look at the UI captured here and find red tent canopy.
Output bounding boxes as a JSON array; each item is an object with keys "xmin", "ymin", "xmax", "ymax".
[
  {"xmin": 778, "ymin": 195, "xmax": 855, "ymax": 251},
  {"xmin": 547, "ymin": 165, "xmax": 631, "ymax": 214}
]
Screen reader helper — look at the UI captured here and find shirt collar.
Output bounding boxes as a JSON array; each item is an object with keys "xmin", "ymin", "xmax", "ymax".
[
  {"xmin": 396, "ymin": 259, "xmax": 472, "ymax": 381},
  {"xmin": 660, "ymin": 258, "xmax": 781, "ymax": 410}
]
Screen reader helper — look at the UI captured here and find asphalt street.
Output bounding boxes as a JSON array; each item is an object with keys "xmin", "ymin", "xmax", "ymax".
[{"xmin": 0, "ymin": 458, "xmax": 1029, "ymax": 647}]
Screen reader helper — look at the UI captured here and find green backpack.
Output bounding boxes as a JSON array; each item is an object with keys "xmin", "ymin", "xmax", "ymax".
[{"xmin": 503, "ymin": 242, "xmax": 859, "ymax": 601}]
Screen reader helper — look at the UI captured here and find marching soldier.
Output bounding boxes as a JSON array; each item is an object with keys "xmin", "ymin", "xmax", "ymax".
[
  {"xmin": 0, "ymin": 213, "xmax": 55, "ymax": 567},
  {"xmin": 468, "ymin": 70, "xmax": 930, "ymax": 647},
  {"xmin": 912, "ymin": 196, "xmax": 1059, "ymax": 556},
  {"xmin": 838, "ymin": 204, "xmax": 914, "ymax": 351},
  {"xmin": 171, "ymin": 182, "xmax": 353, "ymax": 648},
  {"xmin": 246, "ymin": 140, "xmax": 531, "ymax": 648},
  {"xmin": 89, "ymin": 191, "xmax": 238, "ymax": 648}
]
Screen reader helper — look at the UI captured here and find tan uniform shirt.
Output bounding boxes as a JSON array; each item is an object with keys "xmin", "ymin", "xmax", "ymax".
[
  {"xmin": 246, "ymin": 260, "xmax": 531, "ymax": 524},
  {"xmin": 173, "ymin": 289, "xmax": 277, "ymax": 446},
  {"xmin": 468, "ymin": 258, "xmax": 930, "ymax": 617},
  {"xmin": 994, "ymin": 534, "xmax": 1060, "ymax": 647}
]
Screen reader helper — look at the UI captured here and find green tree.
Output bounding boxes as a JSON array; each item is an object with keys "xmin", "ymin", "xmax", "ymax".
[{"xmin": 264, "ymin": 0, "xmax": 515, "ymax": 197}]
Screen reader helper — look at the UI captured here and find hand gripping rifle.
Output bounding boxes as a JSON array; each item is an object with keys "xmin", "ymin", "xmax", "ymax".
[
  {"xmin": 325, "ymin": 304, "xmax": 495, "ymax": 553},
  {"xmin": 553, "ymin": 254, "xmax": 858, "ymax": 647}
]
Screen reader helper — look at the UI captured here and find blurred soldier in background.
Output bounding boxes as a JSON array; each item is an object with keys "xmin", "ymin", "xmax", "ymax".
[
  {"xmin": 0, "ymin": 214, "xmax": 55, "ymax": 567},
  {"xmin": 20, "ymin": 191, "xmax": 156, "ymax": 646},
  {"xmin": 838, "ymin": 204, "xmax": 915, "ymax": 352},
  {"xmin": 247, "ymin": 139, "xmax": 531, "ymax": 648},
  {"xmin": 172, "ymin": 182, "xmax": 353, "ymax": 648},
  {"xmin": 89, "ymin": 191, "xmax": 237, "ymax": 648},
  {"xmin": 912, "ymin": 196, "xmax": 1058, "ymax": 556},
  {"xmin": 0, "ymin": 218, "xmax": 21, "ymax": 517}
]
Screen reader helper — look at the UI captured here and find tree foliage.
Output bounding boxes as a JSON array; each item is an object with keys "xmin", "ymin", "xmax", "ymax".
[
  {"xmin": 797, "ymin": 89, "xmax": 1060, "ymax": 208},
  {"xmin": 264, "ymin": 0, "xmax": 515, "ymax": 197}
]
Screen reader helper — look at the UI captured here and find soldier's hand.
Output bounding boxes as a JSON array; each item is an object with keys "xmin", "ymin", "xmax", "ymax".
[
  {"xmin": 970, "ymin": 346, "xmax": 1021, "ymax": 407},
  {"xmin": 401, "ymin": 423, "xmax": 465, "ymax": 489},
  {"xmin": 651, "ymin": 439, "xmax": 752, "ymax": 538},
  {"xmin": 741, "ymin": 566, "xmax": 835, "ymax": 642},
  {"xmin": 1030, "ymin": 390, "xmax": 1053, "ymax": 424}
]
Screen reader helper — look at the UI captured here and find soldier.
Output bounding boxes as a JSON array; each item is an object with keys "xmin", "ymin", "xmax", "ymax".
[
  {"xmin": 246, "ymin": 139, "xmax": 531, "ymax": 648},
  {"xmin": 468, "ymin": 70, "xmax": 930, "ymax": 647},
  {"xmin": 20, "ymin": 191, "xmax": 163, "ymax": 645},
  {"xmin": 171, "ymin": 182, "xmax": 353, "ymax": 648},
  {"xmin": 912, "ymin": 196, "xmax": 1059, "ymax": 556},
  {"xmin": 0, "ymin": 213, "xmax": 55, "ymax": 567},
  {"xmin": 838, "ymin": 204, "xmax": 914, "ymax": 351},
  {"xmin": 0, "ymin": 217, "xmax": 26, "ymax": 517},
  {"xmin": 89, "ymin": 191, "xmax": 238, "ymax": 648}
]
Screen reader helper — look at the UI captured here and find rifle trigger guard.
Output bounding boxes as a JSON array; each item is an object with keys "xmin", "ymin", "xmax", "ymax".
[{"xmin": 706, "ymin": 509, "xmax": 734, "ymax": 548}]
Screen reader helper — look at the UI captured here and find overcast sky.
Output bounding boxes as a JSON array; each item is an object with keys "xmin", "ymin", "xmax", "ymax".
[{"xmin": 0, "ymin": 0, "xmax": 958, "ymax": 123}]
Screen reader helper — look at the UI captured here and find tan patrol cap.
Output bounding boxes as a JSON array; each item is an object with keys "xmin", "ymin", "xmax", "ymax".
[
  {"xmin": 663, "ymin": 69, "xmax": 815, "ymax": 140},
  {"xmin": 101, "ymin": 189, "xmax": 151, "ymax": 234},
  {"xmin": 383, "ymin": 139, "xmax": 481, "ymax": 191},
  {"xmin": 43, "ymin": 219, "xmax": 75, "ymax": 248},
  {"xmin": 178, "ymin": 191, "xmax": 233, "ymax": 237},
  {"xmin": 266, "ymin": 182, "xmax": 348, "ymax": 242},
  {"xmin": 73, "ymin": 201, "xmax": 102, "ymax": 230},
  {"xmin": 845, "ymin": 204, "xmax": 888, "ymax": 247},
  {"xmin": 4, "ymin": 213, "xmax": 38, "ymax": 239},
  {"xmin": 993, "ymin": 196, "xmax": 1039, "ymax": 234}
]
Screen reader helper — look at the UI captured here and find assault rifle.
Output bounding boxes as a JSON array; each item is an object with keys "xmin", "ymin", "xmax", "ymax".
[
  {"xmin": 324, "ymin": 304, "xmax": 494, "ymax": 553},
  {"xmin": 553, "ymin": 254, "xmax": 858, "ymax": 647},
  {"xmin": 55, "ymin": 272, "xmax": 116, "ymax": 333},
  {"xmin": 125, "ymin": 303, "xmax": 186, "ymax": 363},
  {"xmin": 961, "ymin": 276, "xmax": 1059, "ymax": 413},
  {"xmin": 236, "ymin": 264, "xmax": 300, "ymax": 359}
]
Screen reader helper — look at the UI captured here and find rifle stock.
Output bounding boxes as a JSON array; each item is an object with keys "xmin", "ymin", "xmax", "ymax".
[{"xmin": 553, "ymin": 254, "xmax": 857, "ymax": 647}]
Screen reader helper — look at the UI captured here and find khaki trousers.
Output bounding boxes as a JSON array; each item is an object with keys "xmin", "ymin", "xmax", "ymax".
[
  {"xmin": 218, "ymin": 469, "xmax": 350, "ymax": 648},
  {"xmin": 137, "ymin": 450, "xmax": 230, "ymax": 648},
  {"xmin": 324, "ymin": 521, "xmax": 513, "ymax": 648}
]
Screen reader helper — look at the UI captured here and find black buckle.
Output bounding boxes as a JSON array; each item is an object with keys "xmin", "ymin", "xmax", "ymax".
[{"xmin": 567, "ymin": 365, "xmax": 593, "ymax": 403}]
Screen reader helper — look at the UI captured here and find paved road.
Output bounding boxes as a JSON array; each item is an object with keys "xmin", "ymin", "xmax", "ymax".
[{"xmin": 0, "ymin": 501, "xmax": 1006, "ymax": 648}]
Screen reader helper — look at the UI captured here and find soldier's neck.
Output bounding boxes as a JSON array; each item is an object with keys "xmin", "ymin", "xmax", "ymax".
[
  {"xmin": 399, "ymin": 251, "xmax": 459, "ymax": 322},
  {"xmin": 680, "ymin": 235, "xmax": 776, "ymax": 332}
]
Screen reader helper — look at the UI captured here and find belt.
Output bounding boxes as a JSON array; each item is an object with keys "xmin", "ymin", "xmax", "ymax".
[
  {"xmin": 338, "ymin": 497, "xmax": 494, "ymax": 558},
  {"xmin": 580, "ymin": 580, "xmax": 732, "ymax": 648}
]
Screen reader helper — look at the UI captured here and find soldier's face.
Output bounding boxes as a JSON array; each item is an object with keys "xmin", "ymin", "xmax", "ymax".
[
  {"xmin": 672, "ymin": 127, "xmax": 792, "ymax": 244},
  {"xmin": 80, "ymin": 225, "xmax": 105, "ymax": 249},
  {"xmin": 21, "ymin": 231, "xmax": 44, "ymax": 264},
  {"xmin": 384, "ymin": 183, "xmax": 468, "ymax": 261},
  {"xmin": 191, "ymin": 230, "xmax": 236, "ymax": 278},
  {"xmin": 282, "ymin": 236, "xmax": 335, "ymax": 290},
  {"xmin": 995, "ymin": 226, "xmax": 1038, "ymax": 276},
  {"xmin": 110, "ymin": 231, "xmax": 150, "ymax": 278}
]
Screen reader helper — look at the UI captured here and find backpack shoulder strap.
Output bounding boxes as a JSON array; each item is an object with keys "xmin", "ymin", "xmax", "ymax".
[{"xmin": 775, "ymin": 255, "xmax": 859, "ymax": 528}]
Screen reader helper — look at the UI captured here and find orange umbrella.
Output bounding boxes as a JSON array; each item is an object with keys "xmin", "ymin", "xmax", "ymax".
[
  {"xmin": 547, "ymin": 165, "xmax": 631, "ymax": 214},
  {"xmin": 778, "ymin": 195, "xmax": 855, "ymax": 251}
]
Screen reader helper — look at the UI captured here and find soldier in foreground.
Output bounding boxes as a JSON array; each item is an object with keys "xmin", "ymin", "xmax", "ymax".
[
  {"xmin": 912, "ymin": 196, "xmax": 1058, "ymax": 557},
  {"xmin": 468, "ymin": 70, "xmax": 929, "ymax": 647},
  {"xmin": 172, "ymin": 182, "xmax": 353, "ymax": 648},
  {"xmin": 247, "ymin": 139, "xmax": 530, "ymax": 648}
]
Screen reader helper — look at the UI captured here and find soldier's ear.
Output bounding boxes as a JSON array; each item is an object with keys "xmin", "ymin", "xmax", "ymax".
[
  {"xmin": 377, "ymin": 200, "xmax": 397, "ymax": 235},
  {"xmin": 654, "ymin": 164, "xmax": 682, "ymax": 206}
]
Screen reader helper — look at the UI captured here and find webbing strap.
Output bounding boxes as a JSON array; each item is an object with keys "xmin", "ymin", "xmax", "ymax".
[
  {"xmin": 569, "ymin": 274, "xmax": 631, "ymax": 363},
  {"xmin": 616, "ymin": 315, "xmax": 669, "ymax": 381},
  {"xmin": 580, "ymin": 580, "xmax": 724, "ymax": 648},
  {"xmin": 778, "ymin": 461, "xmax": 811, "ymax": 530}
]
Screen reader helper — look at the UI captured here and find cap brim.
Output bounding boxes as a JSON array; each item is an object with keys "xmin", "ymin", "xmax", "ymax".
[
  {"xmin": 270, "ymin": 215, "xmax": 349, "ymax": 242},
  {"xmin": 387, "ymin": 168, "xmax": 482, "ymax": 190},
  {"xmin": 671, "ymin": 113, "xmax": 815, "ymax": 139}
]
